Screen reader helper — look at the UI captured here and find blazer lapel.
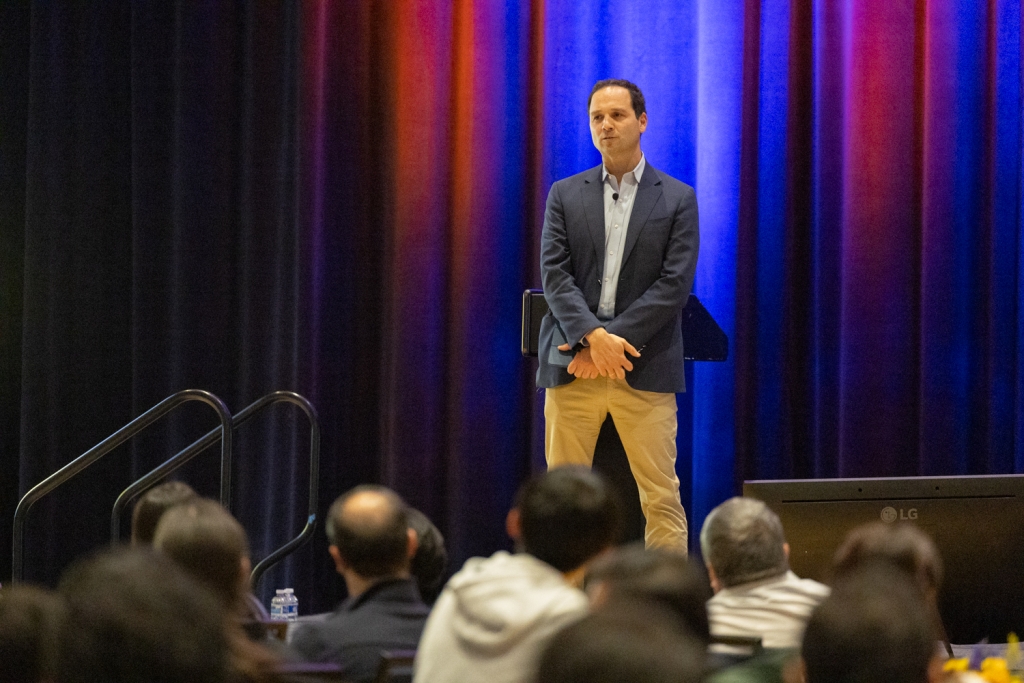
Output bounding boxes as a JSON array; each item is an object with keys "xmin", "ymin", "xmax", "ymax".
[
  {"xmin": 581, "ymin": 166, "xmax": 606, "ymax": 275},
  {"xmin": 621, "ymin": 165, "xmax": 662, "ymax": 265}
]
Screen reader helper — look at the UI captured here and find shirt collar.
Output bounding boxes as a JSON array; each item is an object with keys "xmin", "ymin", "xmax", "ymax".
[
  {"xmin": 601, "ymin": 153, "xmax": 646, "ymax": 185},
  {"xmin": 340, "ymin": 577, "xmax": 421, "ymax": 612}
]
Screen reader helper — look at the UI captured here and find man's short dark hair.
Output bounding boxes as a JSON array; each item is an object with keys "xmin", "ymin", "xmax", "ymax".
[
  {"xmin": 699, "ymin": 497, "xmax": 789, "ymax": 587},
  {"xmin": 56, "ymin": 547, "xmax": 229, "ymax": 683},
  {"xmin": 803, "ymin": 566, "xmax": 936, "ymax": 683},
  {"xmin": 0, "ymin": 584, "xmax": 64, "ymax": 683},
  {"xmin": 131, "ymin": 481, "xmax": 198, "ymax": 545},
  {"xmin": 586, "ymin": 544, "xmax": 711, "ymax": 645},
  {"xmin": 407, "ymin": 507, "xmax": 448, "ymax": 604},
  {"xmin": 537, "ymin": 602, "xmax": 705, "ymax": 683},
  {"xmin": 153, "ymin": 499, "xmax": 250, "ymax": 610},
  {"xmin": 326, "ymin": 485, "xmax": 410, "ymax": 578},
  {"xmin": 588, "ymin": 79, "xmax": 646, "ymax": 118},
  {"xmin": 518, "ymin": 467, "xmax": 620, "ymax": 573}
]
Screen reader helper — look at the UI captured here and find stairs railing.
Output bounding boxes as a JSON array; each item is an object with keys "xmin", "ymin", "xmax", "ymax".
[
  {"xmin": 109, "ymin": 390, "xmax": 320, "ymax": 589},
  {"xmin": 12, "ymin": 389, "xmax": 233, "ymax": 581}
]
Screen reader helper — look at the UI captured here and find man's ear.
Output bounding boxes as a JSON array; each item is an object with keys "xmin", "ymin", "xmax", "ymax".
[
  {"xmin": 406, "ymin": 527, "xmax": 419, "ymax": 560},
  {"xmin": 783, "ymin": 542, "xmax": 790, "ymax": 560},
  {"xmin": 638, "ymin": 111, "xmax": 647, "ymax": 133},
  {"xmin": 706, "ymin": 563, "xmax": 722, "ymax": 594},
  {"xmin": 328, "ymin": 545, "xmax": 347, "ymax": 574},
  {"xmin": 506, "ymin": 508, "xmax": 522, "ymax": 542}
]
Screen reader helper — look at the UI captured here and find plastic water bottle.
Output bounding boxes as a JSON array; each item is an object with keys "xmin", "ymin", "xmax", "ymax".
[
  {"xmin": 270, "ymin": 587, "xmax": 298, "ymax": 621},
  {"xmin": 270, "ymin": 589, "xmax": 288, "ymax": 621},
  {"xmin": 282, "ymin": 588, "xmax": 298, "ymax": 621}
]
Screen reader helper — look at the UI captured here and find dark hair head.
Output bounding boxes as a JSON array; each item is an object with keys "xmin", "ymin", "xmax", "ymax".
[
  {"xmin": 153, "ymin": 499, "xmax": 250, "ymax": 610},
  {"xmin": 537, "ymin": 601, "xmax": 705, "ymax": 683},
  {"xmin": 585, "ymin": 544, "xmax": 711, "ymax": 645},
  {"xmin": 407, "ymin": 507, "xmax": 448, "ymax": 604},
  {"xmin": 803, "ymin": 566, "xmax": 936, "ymax": 683},
  {"xmin": 0, "ymin": 584, "xmax": 64, "ymax": 683},
  {"xmin": 699, "ymin": 497, "xmax": 789, "ymax": 587},
  {"xmin": 131, "ymin": 481, "xmax": 198, "ymax": 545},
  {"xmin": 326, "ymin": 485, "xmax": 411, "ymax": 579},
  {"xmin": 517, "ymin": 467, "xmax": 621, "ymax": 573},
  {"xmin": 588, "ymin": 79, "xmax": 646, "ymax": 118},
  {"xmin": 831, "ymin": 522, "xmax": 943, "ymax": 596},
  {"xmin": 56, "ymin": 547, "xmax": 229, "ymax": 683}
]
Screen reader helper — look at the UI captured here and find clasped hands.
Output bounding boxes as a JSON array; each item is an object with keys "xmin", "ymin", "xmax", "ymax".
[{"xmin": 557, "ymin": 327, "xmax": 640, "ymax": 380}]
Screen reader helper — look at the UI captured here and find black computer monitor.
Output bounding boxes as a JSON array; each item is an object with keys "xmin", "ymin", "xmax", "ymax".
[{"xmin": 743, "ymin": 474, "xmax": 1024, "ymax": 644}]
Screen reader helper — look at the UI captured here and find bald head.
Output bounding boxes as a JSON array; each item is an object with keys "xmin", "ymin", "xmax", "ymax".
[{"xmin": 326, "ymin": 486, "xmax": 412, "ymax": 579}]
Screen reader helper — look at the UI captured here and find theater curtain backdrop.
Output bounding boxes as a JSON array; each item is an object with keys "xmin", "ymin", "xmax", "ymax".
[{"xmin": 0, "ymin": 0, "xmax": 1021, "ymax": 606}]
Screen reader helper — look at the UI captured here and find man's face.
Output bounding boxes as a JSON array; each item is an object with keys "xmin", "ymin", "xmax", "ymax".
[{"xmin": 589, "ymin": 86, "xmax": 647, "ymax": 158}]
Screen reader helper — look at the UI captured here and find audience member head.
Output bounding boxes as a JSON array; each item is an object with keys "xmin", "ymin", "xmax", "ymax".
[
  {"xmin": 131, "ymin": 480, "xmax": 198, "ymax": 545},
  {"xmin": 699, "ymin": 496, "xmax": 788, "ymax": 591},
  {"xmin": 536, "ymin": 601, "xmax": 705, "ymax": 683},
  {"xmin": 831, "ymin": 522, "xmax": 943, "ymax": 599},
  {"xmin": 509, "ymin": 467, "xmax": 621, "ymax": 574},
  {"xmin": 407, "ymin": 507, "xmax": 448, "ymax": 604},
  {"xmin": 585, "ymin": 543, "xmax": 711, "ymax": 645},
  {"xmin": 153, "ymin": 498, "xmax": 251, "ymax": 614},
  {"xmin": 325, "ymin": 485, "xmax": 416, "ymax": 594},
  {"xmin": 0, "ymin": 584, "xmax": 64, "ymax": 683},
  {"xmin": 56, "ymin": 547, "xmax": 229, "ymax": 683},
  {"xmin": 802, "ymin": 565, "xmax": 940, "ymax": 683}
]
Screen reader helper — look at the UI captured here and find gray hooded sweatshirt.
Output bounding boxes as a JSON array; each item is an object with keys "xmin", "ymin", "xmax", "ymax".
[{"xmin": 413, "ymin": 551, "xmax": 588, "ymax": 683}]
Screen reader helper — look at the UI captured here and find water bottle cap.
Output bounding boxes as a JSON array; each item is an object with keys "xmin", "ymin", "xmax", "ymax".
[
  {"xmin": 283, "ymin": 588, "xmax": 294, "ymax": 594},
  {"xmin": 275, "ymin": 589, "xmax": 287, "ymax": 595}
]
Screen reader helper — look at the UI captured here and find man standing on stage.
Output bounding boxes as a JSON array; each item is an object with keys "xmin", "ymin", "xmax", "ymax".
[{"xmin": 537, "ymin": 79, "xmax": 699, "ymax": 552}]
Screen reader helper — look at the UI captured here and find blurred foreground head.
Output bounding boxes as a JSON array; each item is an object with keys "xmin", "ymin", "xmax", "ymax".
[
  {"xmin": 326, "ymin": 485, "xmax": 415, "ymax": 584},
  {"xmin": 131, "ymin": 480, "xmax": 198, "ymax": 545},
  {"xmin": 511, "ymin": 467, "xmax": 621, "ymax": 573},
  {"xmin": 831, "ymin": 522, "xmax": 943, "ymax": 597},
  {"xmin": 0, "ymin": 584, "xmax": 64, "ymax": 683},
  {"xmin": 153, "ymin": 498, "xmax": 252, "ymax": 615},
  {"xmin": 407, "ymin": 507, "xmax": 448, "ymax": 603},
  {"xmin": 802, "ymin": 565, "xmax": 940, "ymax": 683},
  {"xmin": 700, "ymin": 496, "xmax": 788, "ymax": 590},
  {"xmin": 586, "ymin": 543, "xmax": 710, "ymax": 645},
  {"xmin": 537, "ymin": 602, "xmax": 705, "ymax": 683},
  {"xmin": 56, "ymin": 547, "xmax": 229, "ymax": 683}
]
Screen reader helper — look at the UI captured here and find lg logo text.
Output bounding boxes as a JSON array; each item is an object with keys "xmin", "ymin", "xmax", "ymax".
[{"xmin": 880, "ymin": 506, "xmax": 917, "ymax": 523}]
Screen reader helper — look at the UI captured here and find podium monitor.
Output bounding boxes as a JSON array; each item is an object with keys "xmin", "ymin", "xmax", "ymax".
[{"xmin": 743, "ymin": 474, "xmax": 1024, "ymax": 644}]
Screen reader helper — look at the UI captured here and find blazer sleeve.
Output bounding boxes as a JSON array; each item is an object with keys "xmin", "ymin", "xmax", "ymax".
[
  {"xmin": 540, "ymin": 180, "xmax": 604, "ymax": 346},
  {"xmin": 604, "ymin": 182, "xmax": 699, "ymax": 348}
]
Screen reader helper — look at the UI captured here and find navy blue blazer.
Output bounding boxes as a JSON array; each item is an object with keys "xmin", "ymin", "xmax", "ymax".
[
  {"xmin": 537, "ymin": 162, "xmax": 699, "ymax": 394},
  {"xmin": 290, "ymin": 578, "xmax": 429, "ymax": 683}
]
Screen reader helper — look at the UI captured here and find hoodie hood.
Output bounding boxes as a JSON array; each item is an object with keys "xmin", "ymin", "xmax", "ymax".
[{"xmin": 444, "ymin": 551, "xmax": 588, "ymax": 656}]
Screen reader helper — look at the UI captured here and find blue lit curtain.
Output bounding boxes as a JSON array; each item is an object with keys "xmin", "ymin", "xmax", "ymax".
[{"xmin": 538, "ymin": 0, "xmax": 1023, "ymax": 534}]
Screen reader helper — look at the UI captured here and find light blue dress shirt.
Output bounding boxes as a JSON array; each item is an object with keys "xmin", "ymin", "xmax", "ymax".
[{"xmin": 596, "ymin": 154, "xmax": 646, "ymax": 321}]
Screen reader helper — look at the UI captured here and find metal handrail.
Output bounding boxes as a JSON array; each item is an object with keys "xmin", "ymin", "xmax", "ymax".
[
  {"xmin": 109, "ymin": 390, "xmax": 320, "ymax": 590},
  {"xmin": 12, "ymin": 389, "xmax": 233, "ymax": 581}
]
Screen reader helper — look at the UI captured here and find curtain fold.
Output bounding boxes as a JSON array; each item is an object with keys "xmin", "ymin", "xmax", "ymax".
[{"xmin": 1, "ymin": 0, "xmax": 1021, "ymax": 598}]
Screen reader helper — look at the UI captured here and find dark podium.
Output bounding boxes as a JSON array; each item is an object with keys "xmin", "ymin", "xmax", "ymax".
[{"xmin": 521, "ymin": 290, "xmax": 727, "ymax": 543}]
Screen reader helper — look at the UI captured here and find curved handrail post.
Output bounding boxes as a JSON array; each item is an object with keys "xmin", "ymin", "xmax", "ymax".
[
  {"xmin": 108, "ymin": 390, "xmax": 320, "ymax": 590},
  {"xmin": 12, "ymin": 389, "xmax": 232, "ymax": 582},
  {"xmin": 245, "ymin": 392, "xmax": 320, "ymax": 590}
]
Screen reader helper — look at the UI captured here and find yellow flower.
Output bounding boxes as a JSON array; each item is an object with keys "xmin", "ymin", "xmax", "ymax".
[
  {"xmin": 1008, "ymin": 633, "xmax": 1020, "ymax": 670},
  {"xmin": 945, "ymin": 659, "xmax": 970, "ymax": 673},
  {"xmin": 979, "ymin": 657, "xmax": 1010, "ymax": 683}
]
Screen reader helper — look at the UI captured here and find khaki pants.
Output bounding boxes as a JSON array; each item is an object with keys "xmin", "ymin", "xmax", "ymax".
[{"xmin": 544, "ymin": 377, "xmax": 688, "ymax": 552}]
